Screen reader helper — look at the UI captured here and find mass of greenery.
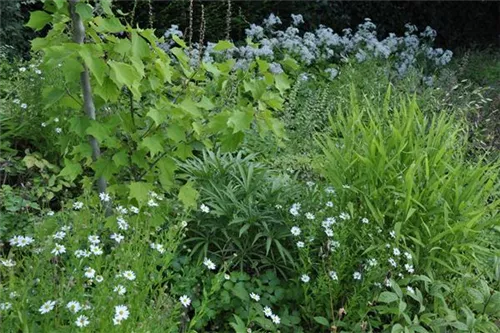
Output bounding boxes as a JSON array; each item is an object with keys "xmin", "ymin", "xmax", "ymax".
[{"xmin": 1, "ymin": 1, "xmax": 499, "ymax": 332}]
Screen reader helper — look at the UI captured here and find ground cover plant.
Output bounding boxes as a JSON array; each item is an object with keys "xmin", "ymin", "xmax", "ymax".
[{"xmin": 1, "ymin": 1, "xmax": 499, "ymax": 332}]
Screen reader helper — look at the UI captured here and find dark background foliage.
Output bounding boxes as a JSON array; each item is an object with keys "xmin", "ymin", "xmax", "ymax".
[{"xmin": 1, "ymin": 1, "xmax": 499, "ymax": 57}]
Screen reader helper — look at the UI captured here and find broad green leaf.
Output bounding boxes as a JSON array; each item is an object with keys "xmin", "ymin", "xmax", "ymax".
[
  {"xmin": 180, "ymin": 98, "xmax": 201, "ymax": 117},
  {"xmin": 378, "ymin": 291, "xmax": 399, "ymax": 303},
  {"xmin": 313, "ymin": 317, "xmax": 329, "ymax": 327},
  {"xmin": 174, "ymin": 143, "xmax": 193, "ymax": 160},
  {"xmin": 79, "ymin": 45, "xmax": 107, "ymax": 86},
  {"xmin": 197, "ymin": 96, "xmax": 216, "ymax": 110},
  {"xmin": 112, "ymin": 150, "xmax": 129, "ymax": 167},
  {"xmin": 167, "ymin": 124, "xmax": 185, "ymax": 143},
  {"xmin": 128, "ymin": 182, "xmax": 153, "ymax": 206},
  {"xmin": 42, "ymin": 87, "xmax": 65, "ymax": 109},
  {"xmin": 93, "ymin": 157, "xmax": 116, "ymax": 179},
  {"xmin": 178, "ymin": 181, "xmax": 199, "ymax": 210},
  {"xmin": 275, "ymin": 73, "xmax": 291, "ymax": 94},
  {"xmin": 172, "ymin": 34, "xmax": 186, "ymax": 48},
  {"xmin": 213, "ymin": 40, "xmax": 234, "ymax": 51},
  {"xmin": 95, "ymin": 77, "xmax": 120, "ymax": 102},
  {"xmin": 221, "ymin": 132, "xmax": 244, "ymax": 152},
  {"xmin": 232, "ymin": 282, "xmax": 249, "ymax": 301},
  {"xmin": 155, "ymin": 59, "xmax": 172, "ymax": 83},
  {"xmin": 108, "ymin": 61, "xmax": 141, "ymax": 92},
  {"xmin": 26, "ymin": 11, "xmax": 52, "ymax": 31},
  {"xmin": 140, "ymin": 135, "xmax": 164, "ymax": 157},
  {"xmin": 131, "ymin": 31, "xmax": 150, "ymax": 59},
  {"xmin": 228, "ymin": 110, "xmax": 254, "ymax": 133},
  {"xmin": 86, "ymin": 121, "xmax": 110, "ymax": 143},
  {"xmin": 157, "ymin": 157, "xmax": 176, "ymax": 190},
  {"xmin": 75, "ymin": 3, "xmax": 93, "ymax": 21},
  {"xmin": 93, "ymin": 16, "xmax": 124, "ymax": 33},
  {"xmin": 69, "ymin": 116, "xmax": 91, "ymax": 138}
]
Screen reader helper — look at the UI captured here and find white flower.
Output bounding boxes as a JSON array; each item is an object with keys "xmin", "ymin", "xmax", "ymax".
[
  {"xmin": 367, "ymin": 258, "xmax": 378, "ymax": 267},
  {"xmin": 326, "ymin": 201, "xmax": 334, "ymax": 207},
  {"xmin": 388, "ymin": 258, "xmax": 397, "ymax": 267},
  {"xmin": 95, "ymin": 275, "xmax": 104, "ymax": 283},
  {"xmin": 115, "ymin": 206, "xmax": 128, "ymax": 215},
  {"xmin": 0, "ymin": 302, "xmax": 12, "ymax": 310},
  {"xmin": 88, "ymin": 235, "xmax": 100, "ymax": 245},
  {"xmin": 53, "ymin": 231, "xmax": 66, "ymax": 240},
  {"xmin": 13, "ymin": 98, "xmax": 20, "ymax": 104},
  {"xmin": 75, "ymin": 315, "xmax": 90, "ymax": 327},
  {"xmin": 296, "ymin": 241, "xmax": 305, "ymax": 248},
  {"xmin": 117, "ymin": 217, "xmax": 129, "ymax": 230},
  {"xmin": 271, "ymin": 314, "xmax": 281, "ymax": 324},
  {"xmin": 179, "ymin": 295, "xmax": 191, "ymax": 308},
  {"xmin": 291, "ymin": 13, "xmax": 304, "ymax": 26},
  {"xmin": 39, "ymin": 300, "xmax": 56, "ymax": 314},
  {"xmin": 249, "ymin": 292, "xmax": 260, "ymax": 301},
  {"xmin": 203, "ymin": 258, "xmax": 216, "ymax": 270},
  {"xmin": 224, "ymin": 274, "xmax": 231, "ymax": 280},
  {"xmin": 305, "ymin": 212, "xmax": 315, "ymax": 220},
  {"xmin": 393, "ymin": 248, "xmax": 401, "ymax": 256},
  {"xmin": 129, "ymin": 206, "xmax": 139, "ymax": 214},
  {"xmin": 306, "ymin": 181, "xmax": 315, "ymax": 187},
  {"xmin": 150, "ymin": 243, "xmax": 165, "ymax": 254},
  {"xmin": 361, "ymin": 217, "xmax": 369, "ymax": 224},
  {"xmin": 181, "ymin": 220, "xmax": 188, "ymax": 228},
  {"xmin": 1, "ymin": 258, "xmax": 16, "ymax": 268},
  {"xmin": 51, "ymin": 243, "xmax": 66, "ymax": 256},
  {"xmin": 9, "ymin": 291, "xmax": 18, "ymax": 299},
  {"xmin": 406, "ymin": 286, "xmax": 415, "ymax": 294},
  {"xmin": 389, "ymin": 230, "xmax": 396, "ymax": 238},
  {"xmin": 324, "ymin": 228, "xmax": 334, "ymax": 237},
  {"xmin": 9, "ymin": 235, "xmax": 34, "ymax": 247},
  {"xmin": 263, "ymin": 306, "xmax": 273, "ymax": 317},
  {"xmin": 404, "ymin": 264, "xmax": 414, "ymax": 274},
  {"xmin": 55, "ymin": 127, "xmax": 62, "ymax": 134},
  {"xmin": 54, "ymin": 117, "xmax": 59, "ymax": 122},
  {"xmin": 89, "ymin": 245, "xmax": 103, "ymax": 256},
  {"xmin": 122, "ymin": 270, "xmax": 136, "ymax": 281},
  {"xmin": 84, "ymin": 267, "xmax": 96, "ymax": 279},
  {"xmin": 300, "ymin": 274, "xmax": 310, "ymax": 283},
  {"xmin": 20, "ymin": 103, "xmax": 27, "ymax": 109},
  {"xmin": 290, "ymin": 226, "xmax": 301, "ymax": 236},
  {"xmin": 329, "ymin": 271, "xmax": 338, "ymax": 280},
  {"xmin": 404, "ymin": 252, "xmax": 412, "ymax": 260},
  {"xmin": 339, "ymin": 212, "xmax": 350, "ymax": 220},
  {"xmin": 75, "ymin": 249, "xmax": 91, "ymax": 258},
  {"xmin": 99, "ymin": 192, "xmax": 110, "ymax": 202},
  {"xmin": 275, "ymin": 204, "xmax": 283, "ymax": 209},
  {"xmin": 47, "ymin": 210, "xmax": 55, "ymax": 216},
  {"xmin": 73, "ymin": 201, "xmax": 84, "ymax": 210},
  {"xmin": 19, "ymin": 67, "xmax": 26, "ymax": 72},
  {"xmin": 114, "ymin": 285, "xmax": 126, "ymax": 295},
  {"xmin": 61, "ymin": 225, "xmax": 71, "ymax": 232},
  {"xmin": 353, "ymin": 271, "xmax": 362, "ymax": 280},
  {"xmin": 66, "ymin": 301, "xmax": 82, "ymax": 314},
  {"xmin": 35, "ymin": 69, "xmax": 42, "ymax": 75},
  {"xmin": 114, "ymin": 304, "xmax": 129, "ymax": 321},
  {"xmin": 110, "ymin": 233, "xmax": 124, "ymax": 243},
  {"xmin": 200, "ymin": 204, "xmax": 210, "ymax": 213},
  {"xmin": 289, "ymin": 203, "xmax": 301, "ymax": 216},
  {"xmin": 41, "ymin": 122, "xmax": 47, "ymax": 127},
  {"xmin": 147, "ymin": 199, "xmax": 158, "ymax": 207}
]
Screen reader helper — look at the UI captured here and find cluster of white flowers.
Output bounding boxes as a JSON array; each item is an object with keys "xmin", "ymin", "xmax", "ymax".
[
  {"xmin": 160, "ymin": 14, "xmax": 451, "ymax": 79},
  {"xmin": 9, "ymin": 235, "xmax": 35, "ymax": 247},
  {"xmin": 263, "ymin": 306, "xmax": 281, "ymax": 324},
  {"xmin": 150, "ymin": 242, "xmax": 166, "ymax": 254},
  {"xmin": 203, "ymin": 257, "xmax": 216, "ymax": 270}
]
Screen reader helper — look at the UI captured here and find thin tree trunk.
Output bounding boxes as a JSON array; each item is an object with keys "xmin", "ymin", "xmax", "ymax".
[{"xmin": 69, "ymin": 0, "xmax": 111, "ymax": 215}]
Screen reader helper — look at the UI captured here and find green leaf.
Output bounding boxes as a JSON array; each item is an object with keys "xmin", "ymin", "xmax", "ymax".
[
  {"xmin": 108, "ymin": 61, "xmax": 141, "ymax": 98},
  {"xmin": 128, "ymin": 182, "xmax": 153, "ymax": 206},
  {"xmin": 275, "ymin": 73, "xmax": 291, "ymax": 95},
  {"xmin": 112, "ymin": 150, "xmax": 129, "ymax": 167},
  {"xmin": 313, "ymin": 316, "xmax": 329, "ymax": 327},
  {"xmin": 213, "ymin": 40, "xmax": 234, "ymax": 51},
  {"xmin": 75, "ymin": 3, "xmax": 93, "ymax": 21},
  {"xmin": 146, "ymin": 107, "xmax": 167, "ymax": 127},
  {"xmin": 178, "ymin": 181, "xmax": 199, "ymax": 210},
  {"xmin": 93, "ymin": 16, "xmax": 124, "ymax": 33},
  {"xmin": 42, "ymin": 87, "xmax": 66, "ymax": 109},
  {"xmin": 180, "ymin": 98, "xmax": 201, "ymax": 117},
  {"xmin": 93, "ymin": 157, "xmax": 116, "ymax": 179},
  {"xmin": 140, "ymin": 135, "xmax": 164, "ymax": 157},
  {"xmin": 86, "ymin": 121, "xmax": 110, "ymax": 143},
  {"xmin": 59, "ymin": 159, "xmax": 82, "ymax": 182},
  {"xmin": 391, "ymin": 324, "xmax": 404, "ymax": 333},
  {"xmin": 131, "ymin": 31, "xmax": 150, "ymax": 59},
  {"xmin": 79, "ymin": 45, "xmax": 106, "ymax": 86},
  {"xmin": 172, "ymin": 34, "xmax": 186, "ymax": 48},
  {"xmin": 228, "ymin": 110, "xmax": 254, "ymax": 133},
  {"xmin": 196, "ymin": 96, "xmax": 216, "ymax": 110},
  {"xmin": 232, "ymin": 282, "xmax": 249, "ymax": 301},
  {"xmin": 167, "ymin": 124, "xmax": 185, "ymax": 143},
  {"xmin": 26, "ymin": 11, "xmax": 52, "ymax": 31},
  {"xmin": 157, "ymin": 157, "xmax": 176, "ymax": 190},
  {"xmin": 69, "ymin": 116, "xmax": 91, "ymax": 138},
  {"xmin": 378, "ymin": 291, "xmax": 399, "ymax": 303},
  {"xmin": 95, "ymin": 77, "xmax": 120, "ymax": 102}
]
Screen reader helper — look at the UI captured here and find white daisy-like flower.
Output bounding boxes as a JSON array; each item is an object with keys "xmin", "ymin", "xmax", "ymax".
[
  {"xmin": 13, "ymin": 98, "xmax": 20, "ymax": 104},
  {"xmin": 300, "ymin": 274, "xmax": 310, "ymax": 283},
  {"xmin": 290, "ymin": 226, "xmax": 301, "ymax": 236},
  {"xmin": 129, "ymin": 206, "xmax": 139, "ymax": 214},
  {"xmin": 324, "ymin": 228, "xmax": 334, "ymax": 237},
  {"xmin": 385, "ymin": 243, "xmax": 391, "ymax": 249},
  {"xmin": 75, "ymin": 315, "xmax": 90, "ymax": 327},
  {"xmin": 389, "ymin": 230, "xmax": 396, "ymax": 238},
  {"xmin": 19, "ymin": 67, "xmax": 26, "ymax": 72},
  {"xmin": 41, "ymin": 122, "xmax": 47, "ymax": 127},
  {"xmin": 353, "ymin": 272, "xmax": 362, "ymax": 280},
  {"xmin": 388, "ymin": 258, "xmax": 397, "ymax": 267},
  {"xmin": 17, "ymin": 236, "xmax": 34, "ymax": 247},
  {"xmin": 404, "ymin": 264, "xmax": 415, "ymax": 274},
  {"xmin": 329, "ymin": 271, "xmax": 338, "ymax": 280},
  {"xmin": 0, "ymin": 302, "xmax": 12, "ymax": 310},
  {"xmin": 200, "ymin": 204, "xmax": 210, "ymax": 213},
  {"xmin": 54, "ymin": 127, "xmax": 62, "ymax": 134},
  {"xmin": 305, "ymin": 212, "xmax": 315, "ymax": 220},
  {"xmin": 271, "ymin": 314, "xmax": 280, "ymax": 324},
  {"xmin": 393, "ymin": 248, "xmax": 401, "ymax": 256},
  {"xmin": 404, "ymin": 252, "xmax": 412, "ymax": 260},
  {"xmin": 249, "ymin": 292, "xmax": 260, "ymax": 301},
  {"xmin": 361, "ymin": 217, "xmax": 369, "ymax": 224},
  {"xmin": 147, "ymin": 199, "xmax": 158, "ymax": 207},
  {"xmin": 406, "ymin": 286, "xmax": 415, "ymax": 294},
  {"xmin": 52, "ymin": 231, "xmax": 66, "ymax": 240},
  {"xmin": 203, "ymin": 258, "xmax": 216, "ymax": 270},
  {"xmin": 95, "ymin": 275, "xmax": 104, "ymax": 283},
  {"xmin": 99, "ymin": 192, "xmax": 110, "ymax": 202},
  {"xmin": 9, "ymin": 291, "xmax": 18, "ymax": 299},
  {"xmin": 296, "ymin": 241, "xmax": 305, "ymax": 248},
  {"xmin": 374, "ymin": 282, "xmax": 382, "ymax": 288},
  {"xmin": 61, "ymin": 225, "xmax": 71, "ymax": 232},
  {"xmin": 325, "ymin": 186, "xmax": 335, "ymax": 194},
  {"xmin": 329, "ymin": 240, "xmax": 340, "ymax": 251},
  {"xmin": 73, "ymin": 201, "xmax": 84, "ymax": 210},
  {"xmin": 54, "ymin": 117, "xmax": 59, "ymax": 122},
  {"xmin": 275, "ymin": 204, "xmax": 283, "ymax": 209},
  {"xmin": 289, "ymin": 203, "xmax": 301, "ymax": 216},
  {"xmin": 113, "ymin": 317, "xmax": 122, "ymax": 326},
  {"xmin": 35, "ymin": 69, "xmax": 42, "ymax": 75},
  {"xmin": 263, "ymin": 306, "xmax": 273, "ymax": 317},
  {"xmin": 115, "ymin": 206, "xmax": 128, "ymax": 215},
  {"xmin": 88, "ymin": 235, "xmax": 100, "ymax": 245},
  {"xmin": 110, "ymin": 233, "xmax": 124, "ymax": 243},
  {"xmin": 51, "ymin": 243, "xmax": 66, "ymax": 256},
  {"xmin": 181, "ymin": 220, "xmax": 188, "ymax": 228},
  {"xmin": 122, "ymin": 270, "xmax": 136, "ymax": 281},
  {"xmin": 39, "ymin": 300, "xmax": 56, "ymax": 314},
  {"xmin": 89, "ymin": 245, "xmax": 103, "ymax": 256},
  {"xmin": 74, "ymin": 249, "xmax": 91, "ymax": 258},
  {"xmin": 47, "ymin": 211, "xmax": 55, "ymax": 216},
  {"xmin": 66, "ymin": 301, "xmax": 82, "ymax": 314},
  {"xmin": 326, "ymin": 201, "xmax": 334, "ymax": 207},
  {"xmin": 84, "ymin": 267, "xmax": 96, "ymax": 279},
  {"xmin": 150, "ymin": 243, "xmax": 166, "ymax": 254},
  {"xmin": 1, "ymin": 259, "xmax": 16, "ymax": 267},
  {"xmin": 224, "ymin": 274, "xmax": 231, "ymax": 280},
  {"xmin": 117, "ymin": 217, "xmax": 129, "ymax": 230},
  {"xmin": 114, "ymin": 304, "xmax": 129, "ymax": 321},
  {"xmin": 367, "ymin": 258, "xmax": 378, "ymax": 267},
  {"xmin": 339, "ymin": 212, "xmax": 350, "ymax": 220},
  {"xmin": 179, "ymin": 295, "xmax": 191, "ymax": 308},
  {"xmin": 306, "ymin": 181, "xmax": 315, "ymax": 187},
  {"xmin": 114, "ymin": 285, "xmax": 126, "ymax": 295}
]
